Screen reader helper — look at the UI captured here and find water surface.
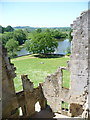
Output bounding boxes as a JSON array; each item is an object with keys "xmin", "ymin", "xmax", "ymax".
[{"xmin": 16, "ymin": 39, "xmax": 71, "ymax": 56}]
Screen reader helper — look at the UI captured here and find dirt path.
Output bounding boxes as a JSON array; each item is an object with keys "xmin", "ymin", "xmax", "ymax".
[{"xmin": 12, "ymin": 56, "xmax": 36, "ymax": 61}]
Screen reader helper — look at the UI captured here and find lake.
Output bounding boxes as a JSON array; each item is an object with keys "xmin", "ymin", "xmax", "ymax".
[
  {"xmin": 16, "ymin": 39, "xmax": 71, "ymax": 56},
  {"xmin": 54, "ymin": 39, "xmax": 71, "ymax": 55}
]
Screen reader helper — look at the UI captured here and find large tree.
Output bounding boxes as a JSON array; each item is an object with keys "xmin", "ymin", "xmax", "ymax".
[
  {"xmin": 36, "ymin": 28, "xmax": 42, "ymax": 33},
  {"xmin": 5, "ymin": 25, "xmax": 14, "ymax": 32},
  {"xmin": 52, "ymin": 30, "xmax": 68, "ymax": 39},
  {"xmin": 0, "ymin": 25, "xmax": 4, "ymax": 33},
  {"xmin": 13, "ymin": 29, "xmax": 27, "ymax": 45},
  {"xmin": 5, "ymin": 39, "xmax": 19, "ymax": 57},
  {"xmin": 2, "ymin": 32, "xmax": 13, "ymax": 46},
  {"xmin": 26, "ymin": 32, "xmax": 58, "ymax": 54}
]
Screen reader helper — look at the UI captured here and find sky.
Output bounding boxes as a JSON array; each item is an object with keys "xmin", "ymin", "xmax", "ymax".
[{"xmin": 0, "ymin": 1, "xmax": 88, "ymax": 27}]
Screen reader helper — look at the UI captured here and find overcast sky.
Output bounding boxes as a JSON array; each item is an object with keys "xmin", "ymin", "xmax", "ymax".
[{"xmin": 0, "ymin": 1, "xmax": 88, "ymax": 27}]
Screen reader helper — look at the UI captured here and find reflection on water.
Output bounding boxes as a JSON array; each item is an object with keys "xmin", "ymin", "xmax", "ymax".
[
  {"xmin": 54, "ymin": 39, "xmax": 71, "ymax": 55},
  {"xmin": 16, "ymin": 48, "xmax": 30, "ymax": 56},
  {"xmin": 17, "ymin": 39, "xmax": 71, "ymax": 56}
]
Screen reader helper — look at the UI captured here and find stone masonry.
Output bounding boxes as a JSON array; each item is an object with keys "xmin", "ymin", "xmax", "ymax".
[
  {"xmin": 2, "ymin": 47, "xmax": 19, "ymax": 118},
  {"xmin": 69, "ymin": 10, "xmax": 90, "ymax": 118},
  {"xmin": 2, "ymin": 47, "xmax": 47, "ymax": 119},
  {"xmin": 42, "ymin": 10, "xmax": 90, "ymax": 118}
]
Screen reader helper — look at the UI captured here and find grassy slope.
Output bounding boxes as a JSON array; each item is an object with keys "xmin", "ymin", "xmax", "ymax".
[{"xmin": 11, "ymin": 55, "xmax": 70, "ymax": 92}]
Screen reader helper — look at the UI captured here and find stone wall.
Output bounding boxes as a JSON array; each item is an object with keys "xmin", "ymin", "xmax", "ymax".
[
  {"xmin": 88, "ymin": 8, "xmax": 90, "ymax": 119},
  {"xmin": 42, "ymin": 10, "xmax": 90, "ymax": 118},
  {"xmin": 42, "ymin": 67, "xmax": 70, "ymax": 114},
  {"xmin": 2, "ymin": 47, "xmax": 19, "ymax": 118},
  {"xmin": 69, "ymin": 10, "xmax": 90, "ymax": 118},
  {"xmin": 0, "ymin": 42, "xmax": 2, "ymax": 120},
  {"xmin": 2, "ymin": 47, "xmax": 47, "ymax": 119},
  {"xmin": 21, "ymin": 75, "xmax": 47, "ymax": 117},
  {"xmin": 69, "ymin": 11, "xmax": 89, "ymax": 104}
]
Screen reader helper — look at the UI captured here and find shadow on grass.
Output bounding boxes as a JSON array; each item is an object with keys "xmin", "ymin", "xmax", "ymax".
[{"xmin": 34, "ymin": 54, "xmax": 65, "ymax": 58}]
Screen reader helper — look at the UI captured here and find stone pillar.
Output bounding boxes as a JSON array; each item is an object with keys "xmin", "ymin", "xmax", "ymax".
[
  {"xmin": 0, "ymin": 42, "xmax": 2, "ymax": 119},
  {"xmin": 38, "ymin": 84, "xmax": 47, "ymax": 110},
  {"xmin": 2, "ymin": 47, "xmax": 19, "ymax": 118},
  {"xmin": 21, "ymin": 75, "xmax": 35, "ymax": 117},
  {"xmin": 21, "ymin": 105, "xmax": 26, "ymax": 116},
  {"xmin": 42, "ymin": 67, "xmax": 64, "ymax": 112},
  {"xmin": 88, "ymin": 8, "xmax": 90, "ymax": 119}
]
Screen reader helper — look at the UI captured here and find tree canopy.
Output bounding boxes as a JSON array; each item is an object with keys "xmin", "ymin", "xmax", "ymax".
[
  {"xmin": 2, "ymin": 32, "xmax": 14, "ymax": 46},
  {"xmin": 26, "ymin": 31, "xmax": 58, "ymax": 54},
  {"xmin": 2, "ymin": 29, "xmax": 27, "ymax": 46},
  {"xmin": 5, "ymin": 39, "xmax": 19, "ymax": 57},
  {"xmin": 0, "ymin": 25, "xmax": 4, "ymax": 33},
  {"xmin": 5, "ymin": 25, "xmax": 14, "ymax": 32},
  {"xmin": 13, "ymin": 29, "xmax": 27, "ymax": 45},
  {"xmin": 36, "ymin": 28, "xmax": 42, "ymax": 33},
  {"xmin": 51, "ymin": 30, "xmax": 68, "ymax": 39}
]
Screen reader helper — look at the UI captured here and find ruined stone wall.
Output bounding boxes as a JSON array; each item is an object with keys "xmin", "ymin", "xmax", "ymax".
[
  {"xmin": 88, "ymin": 8, "xmax": 90, "ymax": 119},
  {"xmin": 0, "ymin": 42, "xmax": 2, "ymax": 119},
  {"xmin": 2, "ymin": 47, "xmax": 47, "ymax": 119},
  {"xmin": 2, "ymin": 47, "xmax": 19, "ymax": 118},
  {"xmin": 69, "ymin": 11, "xmax": 89, "ymax": 105},
  {"xmin": 21, "ymin": 75, "xmax": 47, "ymax": 117},
  {"xmin": 42, "ymin": 10, "xmax": 90, "ymax": 118},
  {"xmin": 69, "ymin": 10, "xmax": 90, "ymax": 118},
  {"xmin": 42, "ymin": 66, "xmax": 70, "ymax": 114}
]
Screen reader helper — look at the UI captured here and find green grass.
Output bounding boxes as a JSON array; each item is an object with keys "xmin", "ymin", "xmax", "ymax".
[
  {"xmin": 61, "ymin": 101, "xmax": 69, "ymax": 110},
  {"xmin": 11, "ymin": 55, "xmax": 70, "ymax": 92},
  {"xmin": 62, "ymin": 70, "xmax": 70, "ymax": 88}
]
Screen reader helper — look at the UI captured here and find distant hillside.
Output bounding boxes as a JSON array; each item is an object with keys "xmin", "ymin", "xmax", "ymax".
[
  {"xmin": 13, "ymin": 26, "xmax": 71, "ymax": 32},
  {"xmin": 14, "ymin": 26, "xmax": 37, "ymax": 31}
]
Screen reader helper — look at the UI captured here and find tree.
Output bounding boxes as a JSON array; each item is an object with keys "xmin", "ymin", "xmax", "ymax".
[
  {"xmin": 45, "ymin": 28, "xmax": 51, "ymax": 33},
  {"xmin": 52, "ymin": 30, "xmax": 68, "ymax": 39},
  {"xmin": 5, "ymin": 39, "xmax": 19, "ymax": 57},
  {"xmin": 5, "ymin": 25, "xmax": 14, "ymax": 32},
  {"xmin": 26, "ymin": 32, "xmax": 58, "ymax": 54},
  {"xmin": 13, "ymin": 29, "xmax": 27, "ymax": 45},
  {"xmin": 2, "ymin": 32, "xmax": 14, "ymax": 46},
  {"xmin": 0, "ymin": 25, "xmax": 4, "ymax": 33},
  {"xmin": 36, "ymin": 28, "xmax": 42, "ymax": 33}
]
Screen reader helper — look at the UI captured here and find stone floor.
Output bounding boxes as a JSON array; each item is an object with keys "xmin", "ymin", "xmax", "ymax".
[
  {"xmin": 30, "ymin": 109, "xmax": 54, "ymax": 118},
  {"xmin": 54, "ymin": 113, "xmax": 70, "ymax": 118},
  {"xmin": 30, "ymin": 107, "xmax": 70, "ymax": 119},
  {"xmin": 20, "ymin": 103, "xmax": 71, "ymax": 119}
]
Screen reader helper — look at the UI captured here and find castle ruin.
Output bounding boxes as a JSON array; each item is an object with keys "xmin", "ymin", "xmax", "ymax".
[{"xmin": 1, "ymin": 10, "xmax": 90, "ymax": 119}]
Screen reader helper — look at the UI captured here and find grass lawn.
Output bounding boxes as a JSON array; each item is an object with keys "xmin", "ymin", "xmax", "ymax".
[{"xmin": 11, "ymin": 55, "xmax": 70, "ymax": 92}]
